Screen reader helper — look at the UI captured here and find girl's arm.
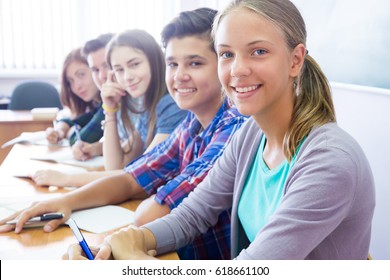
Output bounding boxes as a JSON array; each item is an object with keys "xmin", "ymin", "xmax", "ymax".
[
  {"xmin": 33, "ymin": 169, "xmax": 125, "ymax": 188},
  {"xmin": 1, "ymin": 172, "xmax": 146, "ymax": 233}
]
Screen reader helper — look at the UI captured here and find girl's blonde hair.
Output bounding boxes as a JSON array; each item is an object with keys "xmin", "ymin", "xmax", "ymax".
[
  {"xmin": 106, "ymin": 29, "xmax": 167, "ymax": 148},
  {"xmin": 213, "ymin": 0, "xmax": 336, "ymax": 160}
]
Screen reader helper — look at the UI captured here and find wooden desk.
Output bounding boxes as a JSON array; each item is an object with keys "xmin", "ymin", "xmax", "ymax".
[
  {"xmin": 0, "ymin": 144, "xmax": 178, "ymax": 260},
  {"xmin": 0, "ymin": 110, "xmax": 53, "ymax": 164}
]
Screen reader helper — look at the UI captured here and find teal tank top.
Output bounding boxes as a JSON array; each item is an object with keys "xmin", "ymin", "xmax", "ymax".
[{"xmin": 238, "ymin": 134, "xmax": 304, "ymax": 241}]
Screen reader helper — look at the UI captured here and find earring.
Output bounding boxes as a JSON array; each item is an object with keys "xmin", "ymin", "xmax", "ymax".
[{"xmin": 293, "ymin": 78, "xmax": 299, "ymax": 96}]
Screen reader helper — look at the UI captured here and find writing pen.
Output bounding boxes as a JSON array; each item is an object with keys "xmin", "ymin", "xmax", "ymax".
[
  {"xmin": 74, "ymin": 124, "xmax": 82, "ymax": 142},
  {"xmin": 67, "ymin": 218, "xmax": 94, "ymax": 260},
  {"xmin": 6, "ymin": 212, "xmax": 64, "ymax": 225}
]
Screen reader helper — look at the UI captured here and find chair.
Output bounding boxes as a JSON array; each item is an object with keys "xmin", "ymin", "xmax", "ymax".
[{"xmin": 8, "ymin": 81, "xmax": 63, "ymax": 110}]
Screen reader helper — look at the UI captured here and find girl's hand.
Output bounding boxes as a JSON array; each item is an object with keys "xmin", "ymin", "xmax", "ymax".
[
  {"xmin": 96, "ymin": 225, "xmax": 157, "ymax": 260},
  {"xmin": 72, "ymin": 141, "xmax": 92, "ymax": 161},
  {"xmin": 63, "ymin": 244, "xmax": 104, "ymax": 260},
  {"xmin": 100, "ymin": 71, "xmax": 125, "ymax": 109},
  {"xmin": 0, "ymin": 198, "xmax": 71, "ymax": 233},
  {"xmin": 46, "ymin": 127, "xmax": 64, "ymax": 144},
  {"xmin": 80, "ymin": 142, "xmax": 103, "ymax": 158}
]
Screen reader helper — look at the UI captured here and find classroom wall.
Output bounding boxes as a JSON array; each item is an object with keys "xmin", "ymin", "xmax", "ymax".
[
  {"xmin": 293, "ymin": 0, "xmax": 390, "ymax": 90},
  {"xmin": 332, "ymin": 82, "xmax": 390, "ymax": 260}
]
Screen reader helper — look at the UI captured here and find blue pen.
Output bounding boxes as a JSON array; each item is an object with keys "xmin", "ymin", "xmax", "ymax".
[
  {"xmin": 74, "ymin": 124, "xmax": 82, "ymax": 142},
  {"xmin": 67, "ymin": 218, "xmax": 94, "ymax": 260}
]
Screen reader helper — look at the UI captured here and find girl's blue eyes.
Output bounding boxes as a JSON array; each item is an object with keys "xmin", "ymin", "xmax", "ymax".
[
  {"xmin": 166, "ymin": 62, "xmax": 202, "ymax": 67},
  {"xmin": 253, "ymin": 49, "xmax": 267, "ymax": 55},
  {"xmin": 218, "ymin": 49, "xmax": 267, "ymax": 58},
  {"xmin": 220, "ymin": 52, "xmax": 233, "ymax": 59}
]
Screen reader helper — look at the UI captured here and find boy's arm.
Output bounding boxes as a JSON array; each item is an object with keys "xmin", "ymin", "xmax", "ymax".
[{"xmin": 155, "ymin": 117, "xmax": 244, "ymax": 209}]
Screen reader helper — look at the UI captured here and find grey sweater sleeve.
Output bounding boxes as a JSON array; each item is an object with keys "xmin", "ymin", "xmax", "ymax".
[
  {"xmin": 235, "ymin": 123, "xmax": 375, "ymax": 260},
  {"xmin": 146, "ymin": 120, "xmax": 375, "ymax": 260},
  {"xmin": 144, "ymin": 119, "xmax": 242, "ymax": 255}
]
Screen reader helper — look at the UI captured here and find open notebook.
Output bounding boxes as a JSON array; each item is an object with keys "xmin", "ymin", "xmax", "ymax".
[
  {"xmin": 30, "ymin": 149, "xmax": 104, "ymax": 170},
  {"xmin": 0, "ymin": 203, "xmax": 134, "ymax": 234},
  {"xmin": 10, "ymin": 164, "xmax": 87, "ymax": 180},
  {"xmin": 1, "ymin": 131, "xmax": 69, "ymax": 149}
]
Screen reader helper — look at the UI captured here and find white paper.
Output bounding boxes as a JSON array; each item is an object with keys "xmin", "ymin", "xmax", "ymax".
[
  {"xmin": 11, "ymin": 164, "xmax": 87, "ymax": 180},
  {"xmin": 1, "ymin": 131, "xmax": 69, "ymax": 148},
  {"xmin": 0, "ymin": 206, "xmax": 16, "ymax": 220},
  {"xmin": 70, "ymin": 205, "xmax": 135, "ymax": 234},
  {"xmin": 30, "ymin": 149, "xmax": 104, "ymax": 170}
]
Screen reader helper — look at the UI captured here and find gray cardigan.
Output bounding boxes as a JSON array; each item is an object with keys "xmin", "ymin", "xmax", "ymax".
[{"xmin": 145, "ymin": 118, "xmax": 375, "ymax": 259}]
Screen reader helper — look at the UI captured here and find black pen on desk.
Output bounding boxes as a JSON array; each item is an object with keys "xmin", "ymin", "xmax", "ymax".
[
  {"xmin": 67, "ymin": 218, "xmax": 94, "ymax": 260},
  {"xmin": 6, "ymin": 212, "xmax": 64, "ymax": 225}
]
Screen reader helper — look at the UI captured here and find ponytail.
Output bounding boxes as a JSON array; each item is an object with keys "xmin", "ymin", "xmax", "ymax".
[{"xmin": 284, "ymin": 54, "xmax": 336, "ymax": 160}]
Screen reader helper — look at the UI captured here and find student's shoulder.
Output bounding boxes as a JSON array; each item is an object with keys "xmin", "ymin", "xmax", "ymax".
[
  {"xmin": 156, "ymin": 93, "xmax": 183, "ymax": 112},
  {"xmin": 300, "ymin": 123, "xmax": 370, "ymax": 171},
  {"xmin": 157, "ymin": 93, "xmax": 175, "ymax": 108}
]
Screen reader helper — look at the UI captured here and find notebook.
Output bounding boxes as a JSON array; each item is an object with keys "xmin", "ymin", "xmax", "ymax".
[
  {"xmin": 30, "ymin": 149, "xmax": 104, "ymax": 170},
  {"xmin": 1, "ymin": 131, "xmax": 69, "ymax": 149}
]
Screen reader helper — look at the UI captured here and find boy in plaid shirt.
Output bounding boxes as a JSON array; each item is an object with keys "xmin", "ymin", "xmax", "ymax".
[{"xmin": 4, "ymin": 8, "xmax": 246, "ymax": 260}]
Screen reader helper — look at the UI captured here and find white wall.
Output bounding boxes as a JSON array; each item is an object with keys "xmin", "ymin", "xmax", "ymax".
[
  {"xmin": 293, "ymin": 0, "xmax": 390, "ymax": 89},
  {"xmin": 332, "ymin": 82, "xmax": 390, "ymax": 260}
]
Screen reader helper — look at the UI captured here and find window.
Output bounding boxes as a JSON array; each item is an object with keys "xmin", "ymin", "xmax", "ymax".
[
  {"xmin": 0, "ymin": 0, "xmax": 231, "ymax": 78},
  {"xmin": 0, "ymin": 0, "xmax": 181, "ymax": 76}
]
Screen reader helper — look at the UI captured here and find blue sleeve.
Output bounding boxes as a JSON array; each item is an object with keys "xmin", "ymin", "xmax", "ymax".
[
  {"xmin": 58, "ymin": 117, "xmax": 75, "ymax": 127},
  {"xmin": 155, "ymin": 94, "xmax": 188, "ymax": 134},
  {"xmin": 69, "ymin": 106, "xmax": 105, "ymax": 145}
]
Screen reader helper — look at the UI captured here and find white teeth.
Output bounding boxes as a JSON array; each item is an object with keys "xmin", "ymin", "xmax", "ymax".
[
  {"xmin": 177, "ymin": 88, "xmax": 195, "ymax": 93},
  {"xmin": 235, "ymin": 85, "xmax": 258, "ymax": 93}
]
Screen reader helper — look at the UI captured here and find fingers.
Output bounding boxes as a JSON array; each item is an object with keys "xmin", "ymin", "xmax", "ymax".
[
  {"xmin": 45, "ymin": 127, "xmax": 59, "ymax": 144},
  {"xmin": 0, "ymin": 223, "xmax": 17, "ymax": 233},
  {"xmin": 32, "ymin": 170, "xmax": 50, "ymax": 186},
  {"xmin": 64, "ymin": 242, "xmax": 112, "ymax": 260},
  {"xmin": 94, "ymin": 243, "xmax": 113, "ymax": 260},
  {"xmin": 4, "ymin": 200, "xmax": 70, "ymax": 234},
  {"xmin": 81, "ymin": 142, "xmax": 102, "ymax": 158},
  {"xmin": 72, "ymin": 141, "xmax": 89, "ymax": 161},
  {"xmin": 107, "ymin": 70, "xmax": 116, "ymax": 83},
  {"xmin": 43, "ymin": 218, "xmax": 65, "ymax": 233},
  {"xmin": 63, "ymin": 243, "xmax": 90, "ymax": 260},
  {"xmin": 147, "ymin": 249, "xmax": 157, "ymax": 257},
  {"xmin": 107, "ymin": 226, "xmax": 151, "ymax": 260},
  {"xmin": 13, "ymin": 204, "xmax": 54, "ymax": 233},
  {"xmin": 0, "ymin": 211, "xmax": 20, "ymax": 233},
  {"xmin": 101, "ymin": 71, "xmax": 125, "ymax": 107}
]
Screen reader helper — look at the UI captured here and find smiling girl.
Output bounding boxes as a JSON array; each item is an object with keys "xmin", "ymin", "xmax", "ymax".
[
  {"xmin": 88, "ymin": 0, "xmax": 374, "ymax": 260},
  {"xmin": 100, "ymin": 30, "xmax": 187, "ymax": 170},
  {"xmin": 46, "ymin": 48, "xmax": 103, "ymax": 146}
]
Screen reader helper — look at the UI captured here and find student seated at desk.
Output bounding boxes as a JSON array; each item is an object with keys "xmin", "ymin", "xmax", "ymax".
[
  {"xmin": 72, "ymin": 32, "xmax": 185, "ymax": 165},
  {"xmin": 68, "ymin": 33, "xmax": 114, "ymax": 161},
  {"xmin": 0, "ymin": 8, "xmax": 246, "ymax": 260},
  {"xmin": 65, "ymin": 0, "xmax": 374, "ymax": 260},
  {"xmin": 100, "ymin": 29, "xmax": 187, "ymax": 169},
  {"xmin": 46, "ymin": 47, "xmax": 104, "ymax": 158},
  {"xmin": 32, "ymin": 29, "xmax": 187, "ymax": 185}
]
